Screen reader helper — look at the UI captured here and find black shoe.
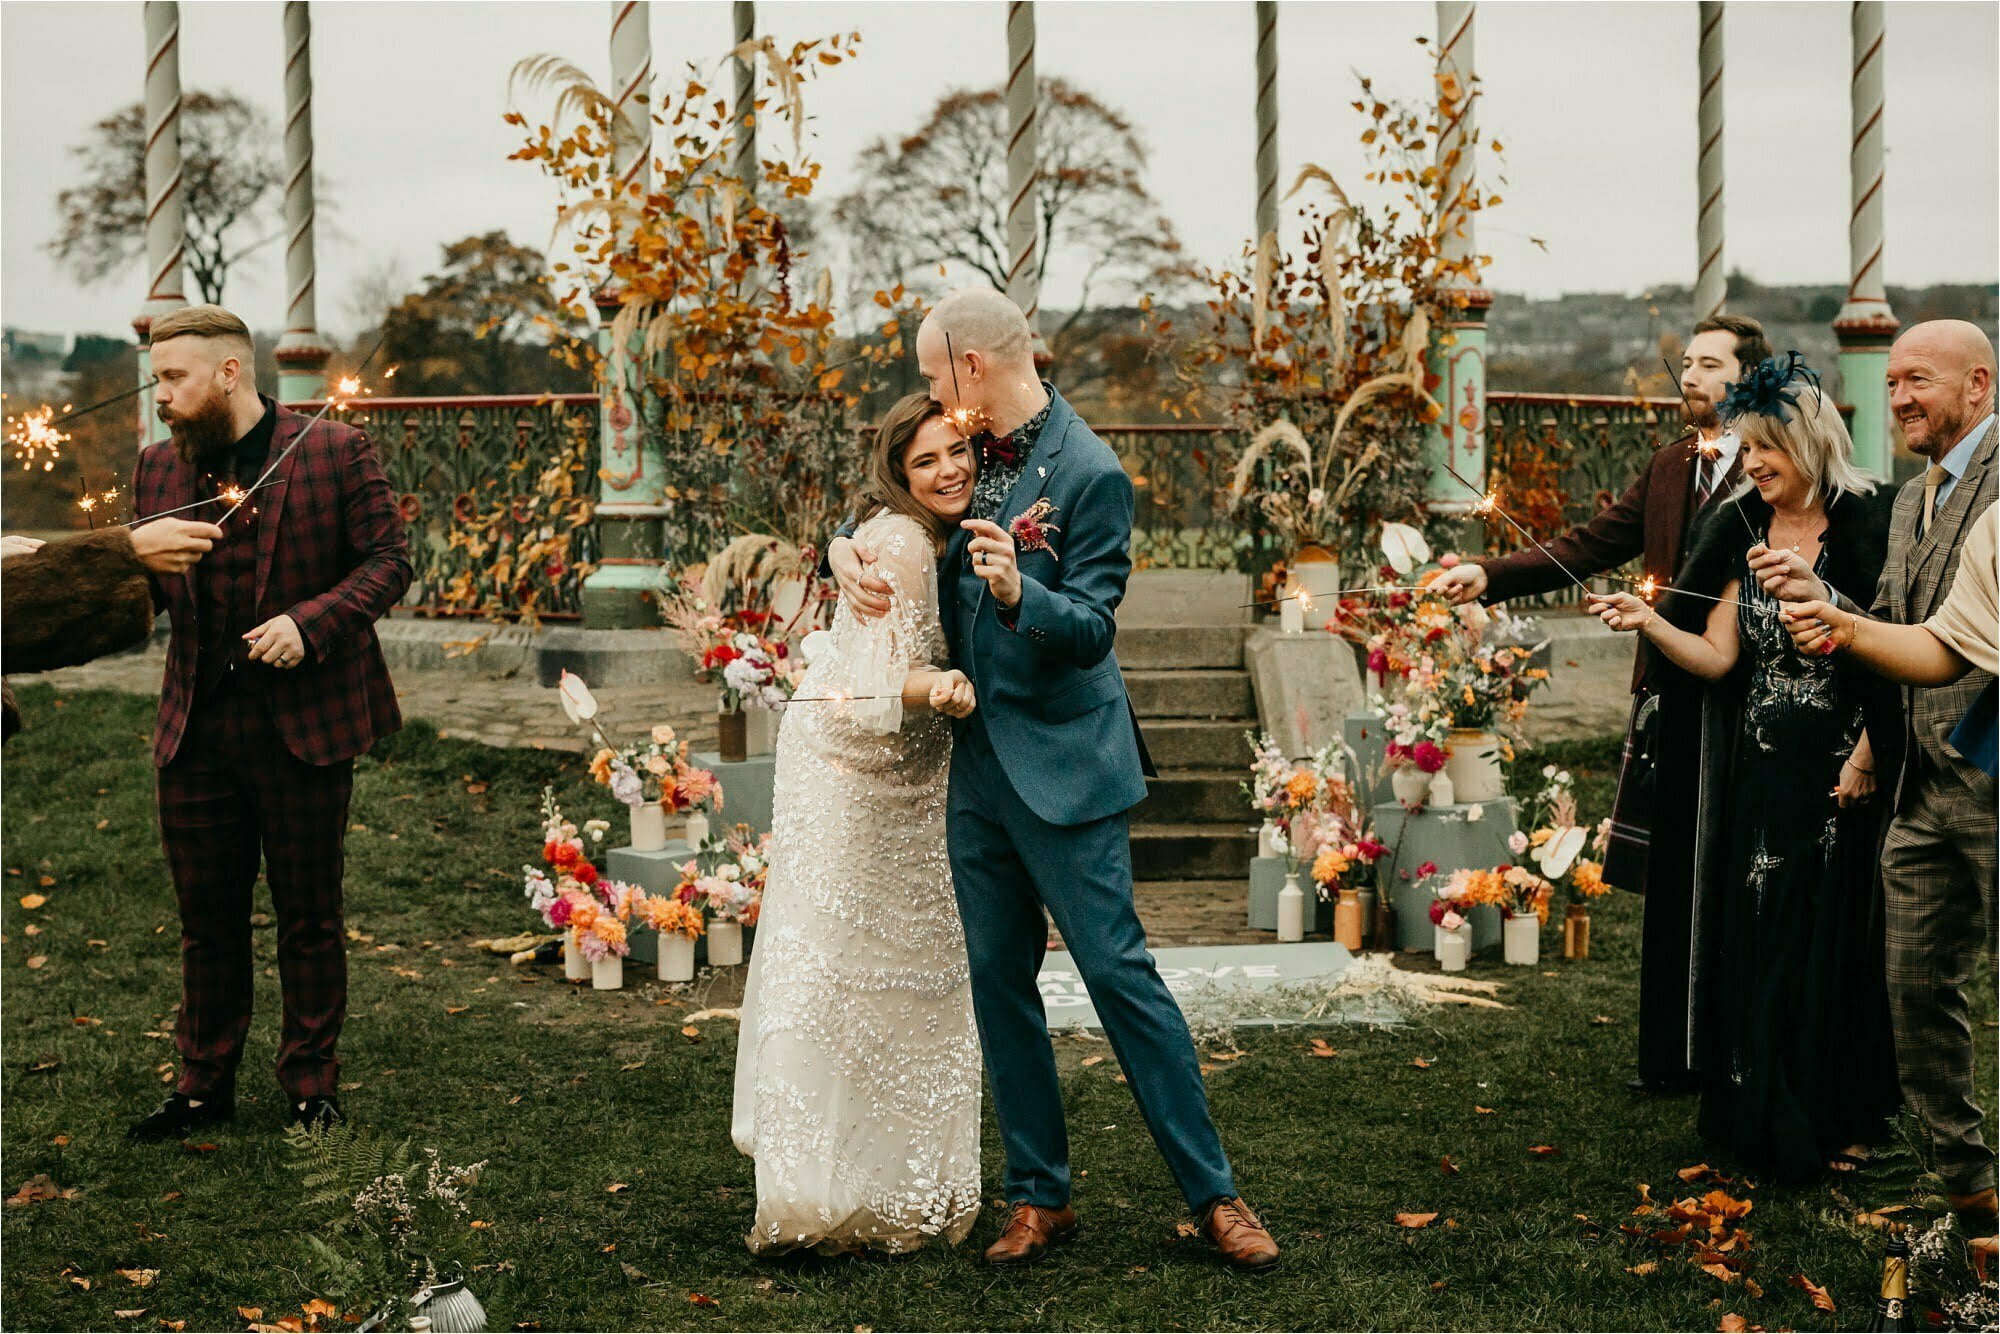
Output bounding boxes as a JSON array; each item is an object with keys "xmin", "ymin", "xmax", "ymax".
[
  {"xmin": 290, "ymin": 1096, "xmax": 344, "ymax": 1132},
  {"xmin": 1626, "ymin": 1074, "xmax": 1699, "ymax": 1096},
  {"xmin": 128, "ymin": 1092, "xmax": 235, "ymax": 1142}
]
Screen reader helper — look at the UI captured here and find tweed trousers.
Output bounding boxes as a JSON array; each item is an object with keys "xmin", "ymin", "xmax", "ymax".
[
  {"xmin": 1882, "ymin": 762, "xmax": 2000, "ymax": 1194},
  {"xmin": 157, "ymin": 692, "xmax": 354, "ymax": 1102}
]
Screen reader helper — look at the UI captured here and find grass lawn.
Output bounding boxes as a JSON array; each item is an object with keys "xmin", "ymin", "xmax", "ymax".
[{"xmin": 3, "ymin": 687, "xmax": 1992, "ymax": 1332}]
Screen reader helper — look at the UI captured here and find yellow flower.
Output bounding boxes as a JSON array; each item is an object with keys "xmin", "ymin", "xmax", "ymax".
[
  {"xmin": 589, "ymin": 749, "xmax": 615, "ymax": 785},
  {"xmin": 1529, "ymin": 827, "xmax": 1554, "ymax": 847},
  {"xmin": 1312, "ymin": 846, "xmax": 1351, "ymax": 885},
  {"xmin": 1284, "ymin": 771, "xmax": 1319, "ymax": 806},
  {"xmin": 1573, "ymin": 860, "xmax": 1611, "ymax": 898}
]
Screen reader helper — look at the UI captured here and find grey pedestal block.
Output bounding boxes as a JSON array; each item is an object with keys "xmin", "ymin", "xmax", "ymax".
[
  {"xmin": 604, "ymin": 841, "xmax": 754, "ymax": 968},
  {"xmin": 1342, "ymin": 711, "xmax": 1389, "ymax": 812},
  {"xmin": 692, "ymin": 751, "xmax": 776, "ymax": 838},
  {"xmin": 1245, "ymin": 856, "xmax": 1335, "ymax": 933},
  {"xmin": 1372, "ymin": 797, "xmax": 1519, "ymax": 952}
]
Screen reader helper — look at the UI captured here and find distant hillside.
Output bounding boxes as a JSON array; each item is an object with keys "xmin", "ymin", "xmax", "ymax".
[{"xmin": 1487, "ymin": 276, "xmax": 2000, "ymax": 397}]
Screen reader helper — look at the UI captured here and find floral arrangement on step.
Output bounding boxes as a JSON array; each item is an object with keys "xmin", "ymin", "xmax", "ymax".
[
  {"xmin": 1510, "ymin": 765, "xmax": 1616, "ymax": 905},
  {"xmin": 642, "ymin": 895, "xmax": 705, "ymax": 941},
  {"xmin": 658, "ymin": 568, "xmax": 808, "ymax": 712},
  {"xmin": 1310, "ymin": 834, "xmax": 1389, "ymax": 902},
  {"xmin": 1374, "ymin": 694, "xmax": 1450, "ymax": 776},
  {"xmin": 557, "ymin": 672, "xmax": 723, "ymax": 810},
  {"xmin": 660, "ymin": 826, "xmax": 770, "ymax": 927},
  {"xmin": 1241, "ymin": 731, "xmax": 1292, "ymax": 820}
]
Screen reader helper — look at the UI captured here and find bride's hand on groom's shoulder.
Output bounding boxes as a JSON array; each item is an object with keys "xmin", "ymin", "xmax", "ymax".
[
  {"xmin": 929, "ymin": 670, "xmax": 977, "ymax": 718},
  {"xmin": 830, "ymin": 536, "xmax": 892, "ymax": 620}
]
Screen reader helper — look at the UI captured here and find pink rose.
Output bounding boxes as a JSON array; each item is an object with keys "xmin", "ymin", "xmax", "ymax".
[
  {"xmin": 1441, "ymin": 909, "xmax": 1465, "ymax": 931},
  {"xmin": 1508, "ymin": 831, "xmax": 1530, "ymax": 856},
  {"xmin": 1439, "ymin": 552, "xmax": 1461, "ymax": 569}
]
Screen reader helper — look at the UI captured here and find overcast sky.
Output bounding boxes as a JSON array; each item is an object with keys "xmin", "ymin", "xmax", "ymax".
[{"xmin": 3, "ymin": 0, "xmax": 1995, "ymax": 342}]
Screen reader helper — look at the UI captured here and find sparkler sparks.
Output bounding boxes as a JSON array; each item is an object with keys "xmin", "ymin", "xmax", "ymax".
[
  {"xmin": 7, "ymin": 405, "xmax": 71, "ymax": 472},
  {"xmin": 782, "ymin": 691, "xmax": 899, "ymax": 704},
  {"xmin": 1242, "ymin": 583, "xmax": 1436, "ymax": 609},
  {"xmin": 1442, "ymin": 461, "xmax": 1591, "ymax": 593}
]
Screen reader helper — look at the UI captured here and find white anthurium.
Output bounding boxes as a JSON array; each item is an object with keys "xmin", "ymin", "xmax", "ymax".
[
  {"xmin": 557, "ymin": 670, "xmax": 599, "ymax": 723},
  {"xmin": 1380, "ymin": 521, "xmax": 1431, "ymax": 576},
  {"xmin": 1535, "ymin": 826, "xmax": 1589, "ymax": 880}
]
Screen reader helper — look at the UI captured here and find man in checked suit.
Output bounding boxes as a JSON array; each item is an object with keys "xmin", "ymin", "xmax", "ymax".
[
  {"xmin": 127, "ymin": 305, "xmax": 412, "ymax": 1141},
  {"xmin": 1758, "ymin": 319, "xmax": 1997, "ymax": 1225}
]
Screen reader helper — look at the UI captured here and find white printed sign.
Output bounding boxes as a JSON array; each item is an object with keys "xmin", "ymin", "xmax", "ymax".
[{"xmin": 1035, "ymin": 943, "xmax": 1352, "ymax": 1028}]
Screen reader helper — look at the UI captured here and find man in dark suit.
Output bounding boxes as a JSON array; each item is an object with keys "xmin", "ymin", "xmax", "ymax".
[
  {"xmin": 1433, "ymin": 314, "xmax": 1773, "ymax": 1094},
  {"xmin": 828, "ymin": 289, "xmax": 1279, "ymax": 1270},
  {"xmin": 127, "ymin": 305, "xmax": 411, "ymax": 1141}
]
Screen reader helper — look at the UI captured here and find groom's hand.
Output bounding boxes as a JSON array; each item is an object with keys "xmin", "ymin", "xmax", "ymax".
[
  {"xmin": 961, "ymin": 519, "xmax": 1022, "ymax": 608},
  {"xmin": 829, "ymin": 536, "xmax": 892, "ymax": 620}
]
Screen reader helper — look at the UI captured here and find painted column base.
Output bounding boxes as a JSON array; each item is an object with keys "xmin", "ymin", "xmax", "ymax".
[
  {"xmin": 582, "ymin": 514, "xmax": 666, "ymax": 629},
  {"xmin": 1835, "ymin": 307, "xmax": 1899, "ymax": 482}
]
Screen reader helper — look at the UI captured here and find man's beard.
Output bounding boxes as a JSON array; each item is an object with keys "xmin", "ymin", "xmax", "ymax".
[
  {"xmin": 161, "ymin": 392, "xmax": 235, "ymax": 464},
  {"xmin": 1682, "ymin": 394, "xmax": 1721, "ymax": 435}
]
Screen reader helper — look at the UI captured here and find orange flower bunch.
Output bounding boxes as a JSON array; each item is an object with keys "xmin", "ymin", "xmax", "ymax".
[
  {"xmin": 643, "ymin": 896, "xmax": 706, "ymax": 940},
  {"xmin": 1572, "ymin": 860, "xmax": 1611, "ymax": 899},
  {"xmin": 1282, "ymin": 770, "xmax": 1319, "ymax": 810}
]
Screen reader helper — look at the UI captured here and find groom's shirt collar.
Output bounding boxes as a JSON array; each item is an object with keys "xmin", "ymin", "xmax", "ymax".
[{"xmin": 970, "ymin": 381, "xmax": 1056, "ymax": 522}]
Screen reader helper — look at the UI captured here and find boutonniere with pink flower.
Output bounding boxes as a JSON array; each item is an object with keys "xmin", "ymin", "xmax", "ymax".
[{"xmin": 1009, "ymin": 498, "xmax": 1061, "ymax": 558}]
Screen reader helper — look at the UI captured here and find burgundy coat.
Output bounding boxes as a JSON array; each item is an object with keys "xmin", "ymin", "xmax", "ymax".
[
  {"xmin": 133, "ymin": 404, "xmax": 412, "ymax": 767},
  {"xmin": 1480, "ymin": 430, "xmax": 1737, "ymax": 690}
]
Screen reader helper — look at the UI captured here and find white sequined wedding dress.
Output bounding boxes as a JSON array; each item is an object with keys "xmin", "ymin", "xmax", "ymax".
[{"xmin": 729, "ymin": 512, "xmax": 983, "ymax": 1256}]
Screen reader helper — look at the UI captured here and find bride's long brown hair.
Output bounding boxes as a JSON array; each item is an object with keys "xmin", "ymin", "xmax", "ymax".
[{"xmin": 853, "ymin": 393, "xmax": 976, "ymax": 545}]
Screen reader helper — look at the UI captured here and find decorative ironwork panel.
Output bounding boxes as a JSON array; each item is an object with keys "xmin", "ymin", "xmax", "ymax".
[
  {"xmin": 1101, "ymin": 424, "xmax": 1280, "ymax": 573},
  {"xmin": 322, "ymin": 395, "xmax": 601, "ymax": 619}
]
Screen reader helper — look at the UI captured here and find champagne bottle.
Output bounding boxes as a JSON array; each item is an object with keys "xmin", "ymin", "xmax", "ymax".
[{"xmin": 1866, "ymin": 1222, "xmax": 1914, "ymax": 1332}]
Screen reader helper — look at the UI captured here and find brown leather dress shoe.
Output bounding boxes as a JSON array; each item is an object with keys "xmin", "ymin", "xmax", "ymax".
[
  {"xmin": 983, "ymin": 1202, "xmax": 1078, "ymax": 1266},
  {"xmin": 1203, "ymin": 1196, "xmax": 1280, "ymax": 1270}
]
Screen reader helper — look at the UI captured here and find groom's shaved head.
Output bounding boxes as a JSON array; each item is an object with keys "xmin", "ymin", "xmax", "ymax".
[{"xmin": 925, "ymin": 288, "xmax": 1033, "ymax": 367}]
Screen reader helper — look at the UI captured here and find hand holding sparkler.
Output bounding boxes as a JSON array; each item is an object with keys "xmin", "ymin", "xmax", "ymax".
[
  {"xmin": 1745, "ymin": 543, "xmax": 1828, "ymax": 604},
  {"xmin": 1778, "ymin": 599, "xmax": 1854, "ymax": 658},
  {"xmin": 1433, "ymin": 562, "xmax": 1489, "ymax": 606},
  {"xmin": 243, "ymin": 613, "xmax": 308, "ymax": 670},
  {"xmin": 926, "ymin": 669, "xmax": 977, "ymax": 718},
  {"xmin": 1584, "ymin": 590, "xmax": 1655, "ymax": 634},
  {"xmin": 129, "ymin": 518, "xmax": 226, "ymax": 575}
]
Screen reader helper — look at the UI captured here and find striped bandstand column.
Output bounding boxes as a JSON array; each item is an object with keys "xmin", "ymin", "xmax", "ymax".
[
  {"xmin": 584, "ymin": 0, "xmax": 668, "ymax": 628},
  {"xmin": 1254, "ymin": 2, "xmax": 1278, "ymax": 246},
  {"xmin": 732, "ymin": 2, "xmax": 756, "ymax": 193},
  {"xmin": 134, "ymin": 0, "xmax": 187, "ymax": 447},
  {"xmin": 1695, "ymin": 1, "xmax": 1726, "ymax": 321},
  {"xmin": 1424, "ymin": 1, "xmax": 1492, "ymax": 516},
  {"xmin": 275, "ymin": 2, "xmax": 331, "ymax": 402},
  {"xmin": 1004, "ymin": 1, "xmax": 1047, "ymax": 362},
  {"xmin": 1834, "ymin": 0, "xmax": 1899, "ymax": 479}
]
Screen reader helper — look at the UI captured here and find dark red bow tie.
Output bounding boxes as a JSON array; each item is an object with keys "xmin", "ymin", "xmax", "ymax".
[{"xmin": 980, "ymin": 432, "xmax": 1022, "ymax": 469}]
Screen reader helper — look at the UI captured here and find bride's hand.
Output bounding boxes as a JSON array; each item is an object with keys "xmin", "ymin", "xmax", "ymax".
[
  {"xmin": 929, "ymin": 670, "xmax": 976, "ymax": 718},
  {"xmin": 829, "ymin": 536, "xmax": 892, "ymax": 620}
]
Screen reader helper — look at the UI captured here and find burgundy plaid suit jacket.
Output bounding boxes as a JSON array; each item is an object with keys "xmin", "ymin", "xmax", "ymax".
[{"xmin": 133, "ymin": 403, "xmax": 413, "ymax": 767}]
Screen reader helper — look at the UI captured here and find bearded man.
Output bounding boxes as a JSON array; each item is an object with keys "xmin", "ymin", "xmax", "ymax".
[{"xmin": 127, "ymin": 304, "xmax": 410, "ymax": 1142}]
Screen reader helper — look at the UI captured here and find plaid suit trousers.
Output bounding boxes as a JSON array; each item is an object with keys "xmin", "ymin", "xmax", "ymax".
[
  {"xmin": 1882, "ymin": 762, "xmax": 1999, "ymax": 1194},
  {"xmin": 157, "ymin": 693, "xmax": 353, "ymax": 1102}
]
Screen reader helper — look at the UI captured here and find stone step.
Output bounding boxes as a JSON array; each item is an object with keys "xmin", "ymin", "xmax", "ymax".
[
  {"xmin": 1114, "ymin": 625, "xmax": 1247, "ymax": 671},
  {"xmin": 1060, "ymin": 880, "xmax": 1263, "ymax": 949},
  {"xmin": 1137, "ymin": 719, "xmax": 1252, "ymax": 770},
  {"xmin": 1125, "ymin": 669, "xmax": 1256, "ymax": 720},
  {"xmin": 1130, "ymin": 822, "xmax": 1259, "ymax": 881},
  {"xmin": 1135, "ymin": 768, "xmax": 1250, "ymax": 825}
]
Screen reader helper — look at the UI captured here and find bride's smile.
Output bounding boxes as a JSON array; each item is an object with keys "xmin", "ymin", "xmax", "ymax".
[{"xmin": 904, "ymin": 419, "xmax": 976, "ymax": 520}]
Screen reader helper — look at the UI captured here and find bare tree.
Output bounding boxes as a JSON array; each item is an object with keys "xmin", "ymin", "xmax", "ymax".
[
  {"xmin": 833, "ymin": 79, "xmax": 1193, "ymax": 338},
  {"xmin": 47, "ymin": 91, "xmax": 282, "ymax": 306}
]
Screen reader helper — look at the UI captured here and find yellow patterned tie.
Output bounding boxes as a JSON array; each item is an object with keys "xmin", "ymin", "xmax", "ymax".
[{"xmin": 1922, "ymin": 462, "xmax": 1947, "ymax": 536}]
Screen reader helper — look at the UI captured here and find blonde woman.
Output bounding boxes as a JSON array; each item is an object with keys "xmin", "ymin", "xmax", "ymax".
[{"xmin": 1587, "ymin": 354, "xmax": 1902, "ymax": 1182}]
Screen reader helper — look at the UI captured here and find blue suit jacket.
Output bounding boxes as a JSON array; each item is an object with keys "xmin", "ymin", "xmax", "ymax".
[{"xmin": 940, "ymin": 389, "xmax": 1155, "ymax": 826}]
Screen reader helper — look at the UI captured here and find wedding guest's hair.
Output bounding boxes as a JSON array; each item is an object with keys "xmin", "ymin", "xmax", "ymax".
[
  {"xmin": 147, "ymin": 304, "xmax": 256, "ymax": 363},
  {"xmin": 1732, "ymin": 371, "xmax": 1877, "ymax": 503},
  {"xmin": 1691, "ymin": 313, "xmax": 1772, "ymax": 374},
  {"xmin": 855, "ymin": 393, "xmax": 976, "ymax": 543}
]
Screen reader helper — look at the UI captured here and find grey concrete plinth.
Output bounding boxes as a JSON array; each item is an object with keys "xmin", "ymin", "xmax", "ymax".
[
  {"xmin": 1342, "ymin": 711, "xmax": 1389, "ymax": 811},
  {"xmin": 1244, "ymin": 628, "xmax": 1367, "ymax": 760},
  {"xmin": 534, "ymin": 626, "xmax": 694, "ymax": 688},
  {"xmin": 1373, "ymin": 797, "xmax": 1519, "ymax": 952},
  {"xmin": 1245, "ymin": 855, "xmax": 1334, "ymax": 933},
  {"xmin": 605, "ymin": 840, "xmax": 754, "ymax": 968},
  {"xmin": 1506, "ymin": 610, "xmax": 1634, "ymax": 742},
  {"xmin": 690, "ymin": 751, "xmax": 776, "ymax": 838}
]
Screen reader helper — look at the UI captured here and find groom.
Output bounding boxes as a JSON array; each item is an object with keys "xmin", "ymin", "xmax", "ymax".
[{"xmin": 830, "ymin": 288, "xmax": 1278, "ymax": 1269}]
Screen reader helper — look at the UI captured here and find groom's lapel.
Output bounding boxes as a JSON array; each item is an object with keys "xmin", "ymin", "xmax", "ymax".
[{"xmin": 994, "ymin": 391, "xmax": 1071, "ymax": 531}]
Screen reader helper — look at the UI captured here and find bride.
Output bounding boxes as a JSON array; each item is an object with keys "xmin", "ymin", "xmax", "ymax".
[{"xmin": 730, "ymin": 394, "xmax": 984, "ymax": 1256}]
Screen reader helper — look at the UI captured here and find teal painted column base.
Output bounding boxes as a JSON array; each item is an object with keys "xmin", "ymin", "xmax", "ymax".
[
  {"xmin": 1422, "ymin": 292, "xmax": 1493, "ymax": 528},
  {"xmin": 582, "ymin": 513, "xmax": 667, "ymax": 628},
  {"xmin": 135, "ymin": 346, "xmax": 169, "ymax": 449},
  {"xmin": 275, "ymin": 339, "xmax": 331, "ymax": 407},
  {"xmin": 1835, "ymin": 310, "xmax": 1898, "ymax": 482}
]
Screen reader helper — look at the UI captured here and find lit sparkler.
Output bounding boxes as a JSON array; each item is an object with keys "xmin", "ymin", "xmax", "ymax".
[
  {"xmin": 1441, "ymin": 460, "xmax": 1591, "ymax": 593},
  {"xmin": 782, "ymin": 691, "xmax": 900, "ymax": 704},
  {"xmin": 215, "ymin": 333, "xmax": 391, "ymax": 525},
  {"xmin": 1611, "ymin": 571, "xmax": 1740, "ymax": 608},
  {"xmin": 1241, "ymin": 584, "xmax": 1434, "ymax": 609},
  {"xmin": 8, "ymin": 405, "xmax": 71, "ymax": 472}
]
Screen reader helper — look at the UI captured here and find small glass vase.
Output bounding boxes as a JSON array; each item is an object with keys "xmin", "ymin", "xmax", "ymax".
[
  {"xmin": 717, "ymin": 708, "xmax": 748, "ymax": 763},
  {"xmin": 1563, "ymin": 903, "xmax": 1592, "ymax": 960}
]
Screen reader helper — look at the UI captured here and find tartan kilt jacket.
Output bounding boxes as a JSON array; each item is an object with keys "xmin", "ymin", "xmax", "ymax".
[{"xmin": 133, "ymin": 403, "xmax": 413, "ymax": 768}]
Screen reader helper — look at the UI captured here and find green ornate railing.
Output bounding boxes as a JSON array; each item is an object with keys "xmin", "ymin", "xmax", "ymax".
[
  {"xmin": 296, "ymin": 391, "xmax": 1691, "ymax": 620},
  {"xmin": 301, "ymin": 394, "xmax": 600, "ymax": 619}
]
